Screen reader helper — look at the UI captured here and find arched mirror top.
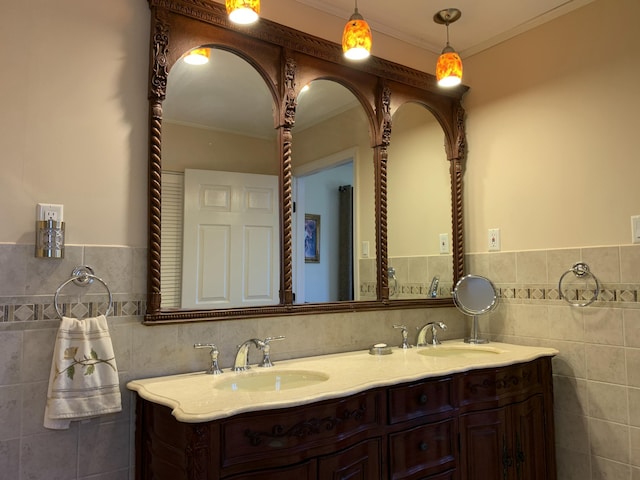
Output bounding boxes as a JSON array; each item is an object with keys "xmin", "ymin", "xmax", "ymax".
[
  {"xmin": 165, "ymin": 46, "xmax": 279, "ymax": 138},
  {"xmin": 294, "ymin": 77, "xmax": 375, "ymax": 144},
  {"xmin": 294, "ymin": 74, "xmax": 377, "ymax": 143},
  {"xmin": 145, "ymin": 0, "xmax": 468, "ymax": 323},
  {"xmin": 168, "ymin": 44, "xmax": 281, "ymax": 108},
  {"xmin": 385, "ymin": 84, "xmax": 466, "ymax": 162}
]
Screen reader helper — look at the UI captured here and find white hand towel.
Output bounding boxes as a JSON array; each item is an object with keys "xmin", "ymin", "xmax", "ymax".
[{"xmin": 44, "ymin": 315, "xmax": 122, "ymax": 429}]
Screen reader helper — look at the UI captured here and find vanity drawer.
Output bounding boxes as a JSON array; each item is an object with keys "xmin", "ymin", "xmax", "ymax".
[
  {"xmin": 389, "ymin": 418, "xmax": 456, "ymax": 479},
  {"xmin": 220, "ymin": 390, "xmax": 383, "ymax": 471},
  {"xmin": 456, "ymin": 359, "xmax": 545, "ymax": 410},
  {"xmin": 388, "ymin": 377, "xmax": 454, "ymax": 424}
]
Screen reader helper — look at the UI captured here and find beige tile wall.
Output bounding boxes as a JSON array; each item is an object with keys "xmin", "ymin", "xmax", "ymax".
[{"xmin": 468, "ymin": 245, "xmax": 640, "ymax": 480}]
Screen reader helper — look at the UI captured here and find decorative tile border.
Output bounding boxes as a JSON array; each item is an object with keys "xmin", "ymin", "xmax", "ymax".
[
  {"xmin": 359, "ymin": 281, "xmax": 639, "ymax": 305},
  {"xmin": 495, "ymin": 285, "xmax": 639, "ymax": 305},
  {"xmin": 359, "ymin": 281, "xmax": 454, "ymax": 299},
  {"xmin": 0, "ymin": 297, "xmax": 146, "ymax": 322}
]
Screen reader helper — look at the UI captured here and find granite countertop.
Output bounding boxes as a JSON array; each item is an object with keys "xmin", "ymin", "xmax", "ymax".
[{"xmin": 127, "ymin": 340, "xmax": 558, "ymax": 423}]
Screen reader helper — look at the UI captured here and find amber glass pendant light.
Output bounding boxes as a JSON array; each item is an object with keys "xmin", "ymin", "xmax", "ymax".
[
  {"xmin": 434, "ymin": 8, "xmax": 463, "ymax": 87},
  {"xmin": 226, "ymin": 0, "xmax": 260, "ymax": 25},
  {"xmin": 342, "ymin": 0, "xmax": 372, "ymax": 60},
  {"xmin": 183, "ymin": 47, "xmax": 210, "ymax": 65}
]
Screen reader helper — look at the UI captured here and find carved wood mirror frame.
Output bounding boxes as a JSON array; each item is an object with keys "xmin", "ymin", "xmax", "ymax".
[{"xmin": 145, "ymin": 0, "xmax": 468, "ymax": 323}]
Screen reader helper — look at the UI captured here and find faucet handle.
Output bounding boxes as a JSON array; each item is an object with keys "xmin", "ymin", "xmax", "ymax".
[
  {"xmin": 194, "ymin": 343, "xmax": 223, "ymax": 375},
  {"xmin": 257, "ymin": 335, "xmax": 285, "ymax": 367},
  {"xmin": 393, "ymin": 324, "xmax": 412, "ymax": 349},
  {"xmin": 264, "ymin": 335, "xmax": 285, "ymax": 344},
  {"xmin": 431, "ymin": 322, "xmax": 447, "ymax": 345}
]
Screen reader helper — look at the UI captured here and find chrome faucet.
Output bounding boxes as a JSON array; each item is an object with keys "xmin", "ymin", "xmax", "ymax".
[
  {"xmin": 232, "ymin": 339, "xmax": 260, "ymax": 372},
  {"xmin": 429, "ymin": 276, "xmax": 440, "ymax": 298},
  {"xmin": 193, "ymin": 343, "xmax": 223, "ymax": 375},
  {"xmin": 417, "ymin": 322, "xmax": 447, "ymax": 346},
  {"xmin": 232, "ymin": 336, "xmax": 285, "ymax": 371}
]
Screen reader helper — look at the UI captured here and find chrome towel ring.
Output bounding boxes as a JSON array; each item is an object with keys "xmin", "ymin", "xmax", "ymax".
[
  {"xmin": 54, "ymin": 266, "xmax": 114, "ymax": 318},
  {"xmin": 558, "ymin": 262, "xmax": 600, "ymax": 307}
]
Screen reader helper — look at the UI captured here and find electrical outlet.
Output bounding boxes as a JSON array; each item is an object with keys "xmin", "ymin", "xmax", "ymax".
[
  {"xmin": 632, "ymin": 215, "xmax": 640, "ymax": 244},
  {"xmin": 37, "ymin": 204, "xmax": 64, "ymax": 222},
  {"xmin": 439, "ymin": 233, "xmax": 450, "ymax": 254},
  {"xmin": 488, "ymin": 228, "xmax": 501, "ymax": 251}
]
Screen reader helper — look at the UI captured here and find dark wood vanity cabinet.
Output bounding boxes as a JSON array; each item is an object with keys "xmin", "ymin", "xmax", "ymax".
[
  {"xmin": 457, "ymin": 360, "xmax": 555, "ymax": 480},
  {"xmin": 134, "ymin": 357, "xmax": 556, "ymax": 480}
]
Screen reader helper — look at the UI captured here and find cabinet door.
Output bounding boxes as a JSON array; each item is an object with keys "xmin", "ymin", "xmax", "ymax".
[
  {"xmin": 460, "ymin": 396, "xmax": 549, "ymax": 480},
  {"xmin": 511, "ymin": 395, "xmax": 547, "ymax": 480},
  {"xmin": 317, "ymin": 438, "xmax": 382, "ymax": 480},
  {"xmin": 459, "ymin": 408, "xmax": 509, "ymax": 480}
]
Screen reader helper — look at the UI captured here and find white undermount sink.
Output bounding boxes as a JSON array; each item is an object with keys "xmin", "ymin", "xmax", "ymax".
[
  {"xmin": 417, "ymin": 344, "xmax": 506, "ymax": 358},
  {"xmin": 214, "ymin": 370, "xmax": 330, "ymax": 392}
]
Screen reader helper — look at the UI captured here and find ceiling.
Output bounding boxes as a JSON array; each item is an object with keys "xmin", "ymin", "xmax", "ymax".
[{"xmin": 296, "ymin": 0, "xmax": 594, "ymax": 57}]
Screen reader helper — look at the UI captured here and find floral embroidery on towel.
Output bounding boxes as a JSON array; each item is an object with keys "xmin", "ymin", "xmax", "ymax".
[{"xmin": 56, "ymin": 347, "xmax": 117, "ymax": 380}]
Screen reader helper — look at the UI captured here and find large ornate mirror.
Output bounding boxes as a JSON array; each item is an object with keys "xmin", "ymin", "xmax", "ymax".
[{"xmin": 144, "ymin": 0, "xmax": 468, "ymax": 323}]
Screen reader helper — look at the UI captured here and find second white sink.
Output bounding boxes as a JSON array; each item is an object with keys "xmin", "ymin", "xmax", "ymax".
[
  {"xmin": 417, "ymin": 344, "xmax": 506, "ymax": 358},
  {"xmin": 214, "ymin": 370, "xmax": 330, "ymax": 392}
]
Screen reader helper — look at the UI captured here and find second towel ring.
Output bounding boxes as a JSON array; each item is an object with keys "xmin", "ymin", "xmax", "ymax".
[
  {"xmin": 558, "ymin": 262, "xmax": 600, "ymax": 307},
  {"xmin": 54, "ymin": 266, "xmax": 114, "ymax": 318}
]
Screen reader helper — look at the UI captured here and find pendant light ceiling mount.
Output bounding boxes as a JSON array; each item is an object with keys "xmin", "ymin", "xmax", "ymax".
[
  {"xmin": 434, "ymin": 8, "xmax": 463, "ymax": 88},
  {"xmin": 433, "ymin": 8, "xmax": 462, "ymax": 27}
]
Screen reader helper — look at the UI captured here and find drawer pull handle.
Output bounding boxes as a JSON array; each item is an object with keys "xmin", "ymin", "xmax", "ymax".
[
  {"xmin": 419, "ymin": 393, "xmax": 428, "ymax": 404},
  {"xmin": 419, "ymin": 441, "xmax": 429, "ymax": 451}
]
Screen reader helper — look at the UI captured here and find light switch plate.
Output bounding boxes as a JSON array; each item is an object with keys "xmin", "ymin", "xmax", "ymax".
[
  {"xmin": 439, "ymin": 233, "xmax": 450, "ymax": 254},
  {"xmin": 361, "ymin": 241, "xmax": 370, "ymax": 258}
]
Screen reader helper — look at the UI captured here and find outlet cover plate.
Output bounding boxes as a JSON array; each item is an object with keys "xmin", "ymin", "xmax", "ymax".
[
  {"xmin": 488, "ymin": 228, "xmax": 501, "ymax": 251},
  {"xmin": 36, "ymin": 203, "xmax": 64, "ymax": 222}
]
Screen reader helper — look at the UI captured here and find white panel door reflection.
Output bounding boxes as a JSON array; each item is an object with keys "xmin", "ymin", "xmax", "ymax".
[{"xmin": 182, "ymin": 169, "xmax": 279, "ymax": 308}]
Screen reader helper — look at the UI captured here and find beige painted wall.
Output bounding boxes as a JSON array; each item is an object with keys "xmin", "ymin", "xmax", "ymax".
[
  {"xmin": 163, "ymin": 122, "xmax": 279, "ymax": 175},
  {"xmin": 0, "ymin": 0, "xmax": 150, "ymax": 246},
  {"xmin": 462, "ymin": 0, "xmax": 640, "ymax": 252}
]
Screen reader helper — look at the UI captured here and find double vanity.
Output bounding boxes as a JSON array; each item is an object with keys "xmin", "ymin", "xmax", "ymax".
[{"xmin": 128, "ymin": 340, "xmax": 558, "ymax": 479}]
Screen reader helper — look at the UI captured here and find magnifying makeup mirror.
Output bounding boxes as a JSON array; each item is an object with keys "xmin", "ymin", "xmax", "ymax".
[{"xmin": 452, "ymin": 274, "xmax": 498, "ymax": 344}]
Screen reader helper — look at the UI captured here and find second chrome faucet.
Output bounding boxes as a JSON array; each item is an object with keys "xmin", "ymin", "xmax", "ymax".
[
  {"xmin": 416, "ymin": 322, "xmax": 447, "ymax": 346},
  {"xmin": 232, "ymin": 336, "xmax": 285, "ymax": 371}
]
